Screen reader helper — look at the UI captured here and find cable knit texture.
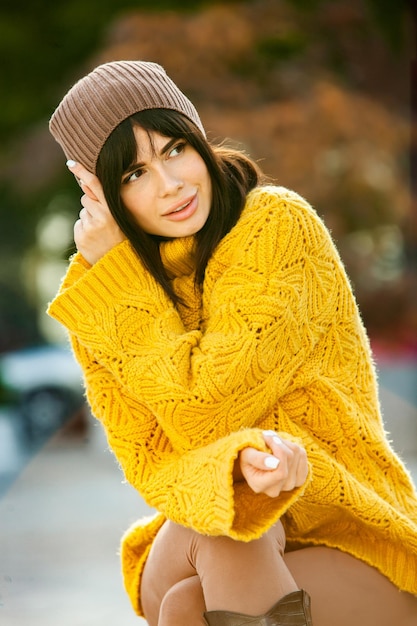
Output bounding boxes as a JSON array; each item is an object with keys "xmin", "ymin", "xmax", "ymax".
[{"xmin": 48, "ymin": 186, "xmax": 417, "ymax": 616}]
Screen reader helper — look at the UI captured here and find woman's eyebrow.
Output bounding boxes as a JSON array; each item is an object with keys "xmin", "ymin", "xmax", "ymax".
[
  {"xmin": 159, "ymin": 137, "xmax": 180, "ymax": 156},
  {"xmin": 125, "ymin": 138, "xmax": 180, "ymax": 174}
]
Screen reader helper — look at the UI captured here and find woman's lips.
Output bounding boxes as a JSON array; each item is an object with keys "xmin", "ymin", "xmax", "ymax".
[{"xmin": 164, "ymin": 194, "xmax": 198, "ymax": 221}]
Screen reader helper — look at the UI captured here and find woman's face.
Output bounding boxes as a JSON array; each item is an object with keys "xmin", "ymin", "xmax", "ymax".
[{"xmin": 120, "ymin": 125, "xmax": 212, "ymax": 238}]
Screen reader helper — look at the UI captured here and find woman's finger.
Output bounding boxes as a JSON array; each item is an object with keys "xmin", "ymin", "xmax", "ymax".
[
  {"xmin": 262, "ymin": 430, "xmax": 292, "ymax": 459},
  {"xmin": 295, "ymin": 448, "xmax": 309, "ymax": 486},
  {"xmin": 239, "ymin": 437, "xmax": 309, "ymax": 497},
  {"xmin": 240, "ymin": 447, "xmax": 279, "ymax": 472},
  {"xmin": 262, "ymin": 430, "xmax": 283, "ymax": 447},
  {"xmin": 79, "ymin": 206, "xmax": 89, "ymax": 220},
  {"xmin": 262, "ymin": 431, "xmax": 309, "ymax": 488},
  {"xmin": 81, "ymin": 182, "xmax": 99, "ymax": 202},
  {"xmin": 67, "ymin": 160, "xmax": 102, "ymax": 202}
]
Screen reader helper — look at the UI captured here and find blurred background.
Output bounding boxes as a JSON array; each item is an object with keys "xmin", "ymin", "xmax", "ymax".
[{"xmin": 0, "ymin": 0, "xmax": 416, "ymax": 624}]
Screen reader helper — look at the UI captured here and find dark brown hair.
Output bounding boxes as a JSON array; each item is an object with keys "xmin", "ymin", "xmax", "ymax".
[{"xmin": 96, "ymin": 109, "xmax": 263, "ymax": 304}]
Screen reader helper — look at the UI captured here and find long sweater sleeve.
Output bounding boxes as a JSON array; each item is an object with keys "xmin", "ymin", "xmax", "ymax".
[
  {"xmin": 69, "ymin": 334, "xmax": 306, "ymax": 539},
  {"xmin": 48, "ymin": 187, "xmax": 339, "ymax": 453}
]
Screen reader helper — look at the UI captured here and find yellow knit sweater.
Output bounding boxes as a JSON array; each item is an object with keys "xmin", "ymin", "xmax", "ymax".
[{"xmin": 48, "ymin": 186, "xmax": 417, "ymax": 615}]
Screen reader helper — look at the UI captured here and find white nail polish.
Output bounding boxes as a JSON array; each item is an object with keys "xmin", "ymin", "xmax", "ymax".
[
  {"xmin": 263, "ymin": 430, "xmax": 276, "ymax": 437},
  {"xmin": 66, "ymin": 159, "xmax": 77, "ymax": 168},
  {"xmin": 264, "ymin": 456, "xmax": 280, "ymax": 469},
  {"xmin": 273, "ymin": 435, "xmax": 283, "ymax": 445}
]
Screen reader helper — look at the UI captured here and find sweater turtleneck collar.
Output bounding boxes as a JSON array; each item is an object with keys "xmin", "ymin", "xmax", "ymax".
[{"xmin": 159, "ymin": 235, "xmax": 196, "ymax": 279}]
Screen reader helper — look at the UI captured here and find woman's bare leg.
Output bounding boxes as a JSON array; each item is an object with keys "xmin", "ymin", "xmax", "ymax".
[
  {"xmin": 140, "ymin": 519, "xmax": 297, "ymax": 626},
  {"xmin": 284, "ymin": 546, "xmax": 417, "ymax": 626},
  {"xmin": 141, "ymin": 521, "xmax": 417, "ymax": 626},
  {"xmin": 159, "ymin": 576, "xmax": 206, "ymax": 626}
]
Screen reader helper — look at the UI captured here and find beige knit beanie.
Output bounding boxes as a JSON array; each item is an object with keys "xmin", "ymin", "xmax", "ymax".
[{"xmin": 49, "ymin": 60, "xmax": 205, "ymax": 173}]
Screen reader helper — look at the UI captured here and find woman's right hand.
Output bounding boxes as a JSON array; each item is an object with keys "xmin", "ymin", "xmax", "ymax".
[
  {"xmin": 67, "ymin": 160, "xmax": 126, "ymax": 265},
  {"xmin": 235, "ymin": 431, "xmax": 308, "ymax": 498}
]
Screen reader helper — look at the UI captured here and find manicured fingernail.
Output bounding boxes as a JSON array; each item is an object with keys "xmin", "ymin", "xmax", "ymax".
[
  {"xmin": 66, "ymin": 159, "xmax": 77, "ymax": 168},
  {"xmin": 263, "ymin": 430, "xmax": 276, "ymax": 437},
  {"xmin": 273, "ymin": 436, "xmax": 283, "ymax": 445},
  {"xmin": 264, "ymin": 456, "xmax": 280, "ymax": 469}
]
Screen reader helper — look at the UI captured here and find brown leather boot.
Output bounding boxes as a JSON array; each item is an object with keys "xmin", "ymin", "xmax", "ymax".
[{"xmin": 204, "ymin": 590, "xmax": 312, "ymax": 626}]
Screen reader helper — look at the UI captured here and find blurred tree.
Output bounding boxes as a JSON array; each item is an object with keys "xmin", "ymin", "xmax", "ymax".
[
  {"xmin": 0, "ymin": 0, "xmax": 216, "ymax": 145},
  {"xmin": 287, "ymin": 0, "xmax": 409, "ymax": 51},
  {"xmin": 0, "ymin": 0, "xmax": 410, "ymax": 145},
  {"xmin": 0, "ymin": 0, "xmax": 212, "ymax": 351},
  {"xmin": 0, "ymin": 0, "xmax": 413, "ymax": 353},
  {"xmin": 365, "ymin": 0, "xmax": 410, "ymax": 51}
]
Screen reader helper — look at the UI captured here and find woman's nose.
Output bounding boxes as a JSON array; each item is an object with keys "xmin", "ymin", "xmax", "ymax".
[{"xmin": 157, "ymin": 166, "xmax": 184, "ymax": 196}]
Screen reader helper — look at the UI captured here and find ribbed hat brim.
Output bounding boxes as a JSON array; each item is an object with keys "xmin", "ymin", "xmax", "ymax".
[{"xmin": 49, "ymin": 60, "xmax": 205, "ymax": 173}]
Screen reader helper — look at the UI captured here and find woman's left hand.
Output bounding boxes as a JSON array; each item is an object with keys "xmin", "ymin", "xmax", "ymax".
[
  {"xmin": 67, "ymin": 161, "xmax": 126, "ymax": 265},
  {"xmin": 234, "ymin": 431, "xmax": 309, "ymax": 498}
]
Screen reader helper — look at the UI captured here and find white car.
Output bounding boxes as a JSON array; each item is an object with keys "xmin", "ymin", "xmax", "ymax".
[{"xmin": 0, "ymin": 344, "xmax": 86, "ymax": 444}]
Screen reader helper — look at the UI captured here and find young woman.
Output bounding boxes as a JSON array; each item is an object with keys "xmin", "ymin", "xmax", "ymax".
[{"xmin": 48, "ymin": 60, "xmax": 417, "ymax": 626}]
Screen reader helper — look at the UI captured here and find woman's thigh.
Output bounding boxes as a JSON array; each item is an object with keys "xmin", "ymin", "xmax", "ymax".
[
  {"xmin": 140, "ymin": 521, "xmax": 198, "ymax": 625},
  {"xmin": 284, "ymin": 546, "xmax": 417, "ymax": 626},
  {"xmin": 141, "ymin": 522, "xmax": 417, "ymax": 626},
  {"xmin": 140, "ymin": 519, "xmax": 292, "ymax": 624},
  {"xmin": 158, "ymin": 576, "xmax": 206, "ymax": 626}
]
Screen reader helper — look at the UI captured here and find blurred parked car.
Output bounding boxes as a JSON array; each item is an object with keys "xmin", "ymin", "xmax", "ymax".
[{"xmin": 0, "ymin": 344, "xmax": 86, "ymax": 445}]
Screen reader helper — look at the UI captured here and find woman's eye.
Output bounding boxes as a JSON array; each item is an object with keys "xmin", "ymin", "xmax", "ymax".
[
  {"xmin": 170, "ymin": 142, "xmax": 186, "ymax": 157},
  {"xmin": 124, "ymin": 169, "xmax": 143, "ymax": 184}
]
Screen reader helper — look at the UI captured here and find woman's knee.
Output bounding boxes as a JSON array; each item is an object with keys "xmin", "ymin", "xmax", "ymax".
[
  {"xmin": 159, "ymin": 576, "xmax": 206, "ymax": 626},
  {"xmin": 188, "ymin": 519, "xmax": 287, "ymax": 571},
  {"xmin": 143, "ymin": 520, "xmax": 288, "ymax": 623},
  {"xmin": 141, "ymin": 522, "xmax": 201, "ymax": 624},
  {"xmin": 149, "ymin": 519, "xmax": 286, "ymax": 571}
]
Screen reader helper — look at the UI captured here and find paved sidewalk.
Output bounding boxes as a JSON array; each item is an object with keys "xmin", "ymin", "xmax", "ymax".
[
  {"xmin": 0, "ymin": 360, "xmax": 416, "ymax": 625},
  {"xmin": 0, "ymin": 420, "xmax": 149, "ymax": 625}
]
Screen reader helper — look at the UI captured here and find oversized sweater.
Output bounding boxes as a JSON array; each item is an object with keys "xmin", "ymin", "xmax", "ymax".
[{"xmin": 47, "ymin": 186, "xmax": 417, "ymax": 616}]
